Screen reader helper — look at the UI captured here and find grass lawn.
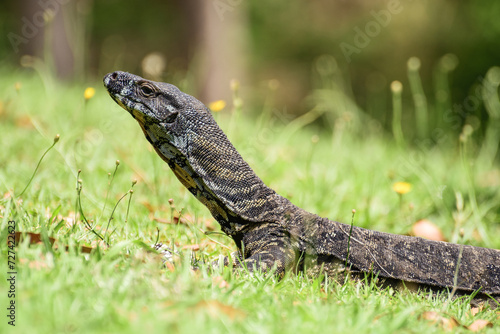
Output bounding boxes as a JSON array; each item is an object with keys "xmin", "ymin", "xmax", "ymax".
[{"xmin": 1, "ymin": 68, "xmax": 499, "ymax": 333}]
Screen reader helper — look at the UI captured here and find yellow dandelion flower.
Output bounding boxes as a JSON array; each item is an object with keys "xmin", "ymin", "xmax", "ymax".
[
  {"xmin": 208, "ymin": 100, "xmax": 226, "ymax": 112},
  {"xmin": 393, "ymin": 182, "xmax": 412, "ymax": 195},
  {"xmin": 84, "ymin": 87, "xmax": 95, "ymax": 100}
]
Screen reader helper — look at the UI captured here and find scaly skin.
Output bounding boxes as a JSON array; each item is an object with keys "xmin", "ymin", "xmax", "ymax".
[{"xmin": 104, "ymin": 71, "xmax": 500, "ymax": 305}]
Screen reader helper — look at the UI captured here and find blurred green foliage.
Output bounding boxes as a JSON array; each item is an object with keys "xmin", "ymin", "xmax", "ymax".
[{"xmin": 0, "ymin": 0, "xmax": 499, "ymax": 147}]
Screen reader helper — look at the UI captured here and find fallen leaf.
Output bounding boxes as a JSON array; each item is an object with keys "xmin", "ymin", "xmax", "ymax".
[
  {"xmin": 14, "ymin": 232, "xmax": 93, "ymax": 253},
  {"xmin": 182, "ymin": 244, "xmax": 200, "ymax": 251},
  {"xmin": 15, "ymin": 115, "xmax": 34, "ymax": 129},
  {"xmin": 470, "ymin": 307, "xmax": 481, "ymax": 317},
  {"xmin": 153, "ymin": 215, "xmax": 187, "ymax": 225},
  {"xmin": 411, "ymin": 220, "xmax": 446, "ymax": 241},
  {"xmin": 194, "ymin": 300, "xmax": 245, "ymax": 320},
  {"xmin": 212, "ymin": 276, "xmax": 230, "ymax": 289},
  {"xmin": 152, "ymin": 216, "xmax": 170, "ymax": 224},
  {"xmin": 204, "ymin": 219, "xmax": 216, "ymax": 231},
  {"xmin": 28, "ymin": 260, "xmax": 49, "ymax": 270},
  {"xmin": 467, "ymin": 319, "xmax": 493, "ymax": 331},
  {"xmin": 164, "ymin": 262, "xmax": 175, "ymax": 272},
  {"xmin": 90, "ymin": 239, "xmax": 108, "ymax": 250},
  {"xmin": 141, "ymin": 201, "xmax": 155, "ymax": 213},
  {"xmin": 420, "ymin": 311, "xmax": 460, "ymax": 331},
  {"xmin": 19, "ymin": 257, "xmax": 49, "ymax": 270}
]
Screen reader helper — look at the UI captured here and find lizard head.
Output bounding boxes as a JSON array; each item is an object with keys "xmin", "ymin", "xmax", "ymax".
[
  {"xmin": 104, "ymin": 71, "xmax": 191, "ymax": 130},
  {"xmin": 103, "ymin": 71, "xmax": 215, "ymax": 154}
]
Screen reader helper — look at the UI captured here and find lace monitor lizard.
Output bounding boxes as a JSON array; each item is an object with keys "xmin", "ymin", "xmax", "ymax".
[{"xmin": 104, "ymin": 71, "xmax": 500, "ymax": 306}]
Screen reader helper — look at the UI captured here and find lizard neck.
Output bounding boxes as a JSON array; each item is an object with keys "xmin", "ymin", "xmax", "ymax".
[
  {"xmin": 143, "ymin": 119, "xmax": 289, "ymax": 228},
  {"xmin": 186, "ymin": 124, "xmax": 291, "ymax": 224}
]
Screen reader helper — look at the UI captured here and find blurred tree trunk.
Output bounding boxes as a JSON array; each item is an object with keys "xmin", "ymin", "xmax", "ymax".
[
  {"xmin": 16, "ymin": 0, "xmax": 88, "ymax": 80},
  {"xmin": 180, "ymin": 0, "xmax": 248, "ymax": 103}
]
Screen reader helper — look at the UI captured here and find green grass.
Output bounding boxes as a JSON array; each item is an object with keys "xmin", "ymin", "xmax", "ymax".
[{"xmin": 1, "ymin": 68, "xmax": 499, "ymax": 333}]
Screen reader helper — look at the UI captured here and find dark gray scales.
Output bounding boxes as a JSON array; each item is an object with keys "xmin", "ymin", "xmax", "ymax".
[{"xmin": 104, "ymin": 71, "xmax": 500, "ymax": 306}]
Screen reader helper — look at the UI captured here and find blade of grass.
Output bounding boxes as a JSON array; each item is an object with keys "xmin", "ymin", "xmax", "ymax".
[{"xmin": 17, "ymin": 134, "xmax": 60, "ymax": 197}]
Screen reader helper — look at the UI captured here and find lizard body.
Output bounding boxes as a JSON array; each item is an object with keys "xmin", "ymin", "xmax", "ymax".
[{"xmin": 104, "ymin": 71, "xmax": 500, "ymax": 304}]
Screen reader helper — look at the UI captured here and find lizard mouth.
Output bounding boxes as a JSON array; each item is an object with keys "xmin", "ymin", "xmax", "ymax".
[
  {"xmin": 104, "ymin": 71, "xmax": 181, "ymax": 125},
  {"xmin": 103, "ymin": 71, "xmax": 156, "ymax": 124}
]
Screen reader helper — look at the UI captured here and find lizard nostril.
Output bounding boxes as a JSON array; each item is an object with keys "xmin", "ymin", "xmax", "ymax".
[{"xmin": 110, "ymin": 72, "xmax": 118, "ymax": 80}]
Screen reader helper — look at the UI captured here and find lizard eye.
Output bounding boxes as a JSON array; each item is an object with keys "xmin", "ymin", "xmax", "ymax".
[
  {"xmin": 164, "ymin": 111, "xmax": 178, "ymax": 123},
  {"xmin": 139, "ymin": 83, "xmax": 156, "ymax": 97}
]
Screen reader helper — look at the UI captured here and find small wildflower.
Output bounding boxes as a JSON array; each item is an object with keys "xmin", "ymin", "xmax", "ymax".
[
  {"xmin": 208, "ymin": 100, "xmax": 226, "ymax": 112},
  {"xmin": 393, "ymin": 182, "xmax": 412, "ymax": 195},
  {"xmin": 84, "ymin": 87, "xmax": 95, "ymax": 100},
  {"xmin": 460, "ymin": 124, "xmax": 473, "ymax": 142},
  {"xmin": 230, "ymin": 79, "xmax": 240, "ymax": 92},
  {"xmin": 15, "ymin": 82, "xmax": 22, "ymax": 91},
  {"xmin": 390, "ymin": 81, "xmax": 402, "ymax": 94},
  {"xmin": 53, "ymin": 134, "xmax": 60, "ymax": 143},
  {"xmin": 407, "ymin": 57, "xmax": 421, "ymax": 71}
]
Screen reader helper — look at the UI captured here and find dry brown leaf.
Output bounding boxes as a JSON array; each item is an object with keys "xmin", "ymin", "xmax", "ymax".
[
  {"xmin": 15, "ymin": 115, "xmax": 34, "ymax": 129},
  {"xmin": 212, "ymin": 276, "xmax": 230, "ymax": 289},
  {"xmin": 194, "ymin": 300, "xmax": 245, "ymax": 320},
  {"xmin": 164, "ymin": 262, "xmax": 175, "ymax": 272},
  {"xmin": 152, "ymin": 212, "xmax": 215, "ymax": 232},
  {"xmin": 182, "ymin": 244, "xmax": 200, "ymax": 251},
  {"xmin": 181, "ymin": 213, "xmax": 194, "ymax": 222},
  {"xmin": 89, "ymin": 239, "xmax": 108, "ymax": 250},
  {"xmin": 28, "ymin": 260, "xmax": 49, "ymax": 270},
  {"xmin": 152, "ymin": 216, "xmax": 170, "ymax": 224},
  {"xmin": 174, "ymin": 213, "xmax": 216, "ymax": 231},
  {"xmin": 14, "ymin": 232, "xmax": 93, "ymax": 253},
  {"xmin": 467, "ymin": 319, "xmax": 493, "ymax": 332},
  {"xmin": 141, "ymin": 201, "xmax": 156, "ymax": 213},
  {"xmin": 19, "ymin": 257, "xmax": 49, "ymax": 270},
  {"xmin": 470, "ymin": 307, "xmax": 481, "ymax": 317},
  {"xmin": 420, "ymin": 311, "xmax": 460, "ymax": 331},
  {"xmin": 204, "ymin": 219, "xmax": 216, "ymax": 231},
  {"xmin": 411, "ymin": 220, "xmax": 446, "ymax": 241},
  {"xmin": 153, "ymin": 215, "xmax": 187, "ymax": 225}
]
